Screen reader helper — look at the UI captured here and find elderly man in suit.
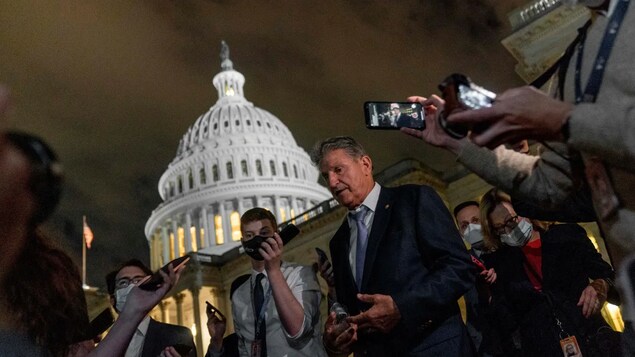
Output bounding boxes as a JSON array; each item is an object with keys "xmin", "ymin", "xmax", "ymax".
[{"xmin": 312, "ymin": 136, "xmax": 475, "ymax": 356}]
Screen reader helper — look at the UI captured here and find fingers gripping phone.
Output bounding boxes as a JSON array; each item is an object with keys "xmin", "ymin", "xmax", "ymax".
[
  {"xmin": 138, "ymin": 255, "xmax": 190, "ymax": 291},
  {"xmin": 364, "ymin": 101, "xmax": 425, "ymax": 130}
]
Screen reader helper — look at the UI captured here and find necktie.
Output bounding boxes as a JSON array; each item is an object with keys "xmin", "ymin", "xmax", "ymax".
[
  {"xmin": 253, "ymin": 273, "xmax": 267, "ymax": 356},
  {"xmin": 351, "ymin": 206, "xmax": 369, "ymax": 289}
]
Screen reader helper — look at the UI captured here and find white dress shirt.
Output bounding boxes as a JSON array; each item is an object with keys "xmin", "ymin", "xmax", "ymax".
[
  {"xmin": 124, "ymin": 315, "xmax": 151, "ymax": 357},
  {"xmin": 231, "ymin": 262, "xmax": 326, "ymax": 357}
]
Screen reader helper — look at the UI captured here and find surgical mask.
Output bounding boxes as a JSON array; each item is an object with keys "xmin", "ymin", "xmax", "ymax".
[
  {"xmin": 499, "ymin": 219, "xmax": 533, "ymax": 247},
  {"xmin": 462, "ymin": 223, "xmax": 484, "ymax": 250},
  {"xmin": 242, "ymin": 236, "xmax": 267, "ymax": 261},
  {"xmin": 115, "ymin": 283, "xmax": 136, "ymax": 312}
]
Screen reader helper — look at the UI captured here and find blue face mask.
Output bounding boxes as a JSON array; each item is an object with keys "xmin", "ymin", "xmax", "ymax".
[{"xmin": 499, "ymin": 219, "xmax": 533, "ymax": 247}]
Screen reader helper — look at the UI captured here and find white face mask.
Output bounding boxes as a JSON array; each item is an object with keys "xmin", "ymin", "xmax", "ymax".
[
  {"xmin": 462, "ymin": 223, "xmax": 484, "ymax": 250},
  {"xmin": 115, "ymin": 283, "xmax": 136, "ymax": 313},
  {"xmin": 499, "ymin": 219, "xmax": 533, "ymax": 247}
]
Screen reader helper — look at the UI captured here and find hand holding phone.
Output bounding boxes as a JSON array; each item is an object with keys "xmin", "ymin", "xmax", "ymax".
[
  {"xmin": 206, "ymin": 301, "xmax": 226, "ymax": 322},
  {"xmin": 365, "ymin": 101, "xmax": 425, "ymax": 130},
  {"xmin": 138, "ymin": 256, "xmax": 190, "ymax": 291}
]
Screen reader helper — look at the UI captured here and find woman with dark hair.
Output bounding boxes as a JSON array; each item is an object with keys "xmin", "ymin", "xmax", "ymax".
[
  {"xmin": 0, "ymin": 128, "xmax": 184, "ymax": 356},
  {"xmin": 479, "ymin": 188, "xmax": 620, "ymax": 356}
]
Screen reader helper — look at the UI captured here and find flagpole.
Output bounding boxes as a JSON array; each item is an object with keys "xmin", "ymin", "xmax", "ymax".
[{"xmin": 82, "ymin": 215, "xmax": 87, "ymax": 288}]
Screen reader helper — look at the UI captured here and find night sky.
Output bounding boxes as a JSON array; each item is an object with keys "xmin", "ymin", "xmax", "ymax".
[{"xmin": 0, "ymin": 0, "xmax": 525, "ymax": 289}]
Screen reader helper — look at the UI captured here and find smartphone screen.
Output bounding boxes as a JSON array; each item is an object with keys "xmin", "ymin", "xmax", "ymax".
[{"xmin": 364, "ymin": 101, "xmax": 424, "ymax": 130}]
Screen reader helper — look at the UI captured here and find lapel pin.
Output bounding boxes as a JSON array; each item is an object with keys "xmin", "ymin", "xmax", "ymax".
[{"xmin": 385, "ymin": 204, "xmax": 390, "ymax": 209}]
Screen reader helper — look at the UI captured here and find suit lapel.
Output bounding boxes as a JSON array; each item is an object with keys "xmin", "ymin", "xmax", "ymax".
[{"xmin": 361, "ymin": 187, "xmax": 394, "ymax": 290}]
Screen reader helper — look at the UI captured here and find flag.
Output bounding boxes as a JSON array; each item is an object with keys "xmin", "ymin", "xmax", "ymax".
[{"xmin": 83, "ymin": 216, "xmax": 94, "ymax": 249}]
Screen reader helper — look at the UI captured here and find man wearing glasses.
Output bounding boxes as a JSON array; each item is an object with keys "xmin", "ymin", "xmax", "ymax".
[{"xmin": 106, "ymin": 259, "xmax": 196, "ymax": 357}]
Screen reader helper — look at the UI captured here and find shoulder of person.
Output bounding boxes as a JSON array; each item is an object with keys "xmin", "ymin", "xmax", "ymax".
[
  {"xmin": 544, "ymin": 223, "xmax": 588, "ymax": 242},
  {"xmin": 151, "ymin": 319, "xmax": 194, "ymax": 337}
]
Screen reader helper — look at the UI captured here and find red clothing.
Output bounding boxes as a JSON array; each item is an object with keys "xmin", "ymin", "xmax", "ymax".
[{"xmin": 522, "ymin": 238, "xmax": 543, "ymax": 291}]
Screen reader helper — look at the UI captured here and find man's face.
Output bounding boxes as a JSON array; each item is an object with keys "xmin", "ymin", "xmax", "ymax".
[
  {"xmin": 391, "ymin": 107, "xmax": 400, "ymax": 116},
  {"xmin": 456, "ymin": 204, "xmax": 480, "ymax": 236},
  {"xmin": 319, "ymin": 149, "xmax": 373, "ymax": 209},
  {"xmin": 241, "ymin": 219, "xmax": 275, "ymax": 242},
  {"xmin": 114, "ymin": 266, "xmax": 148, "ymax": 292}
]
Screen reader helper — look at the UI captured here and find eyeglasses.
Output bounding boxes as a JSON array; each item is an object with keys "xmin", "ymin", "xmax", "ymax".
[
  {"xmin": 115, "ymin": 276, "xmax": 146, "ymax": 290},
  {"xmin": 492, "ymin": 216, "xmax": 519, "ymax": 235}
]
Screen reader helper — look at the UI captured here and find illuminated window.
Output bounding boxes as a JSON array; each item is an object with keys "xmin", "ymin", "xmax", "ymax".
[
  {"xmin": 279, "ymin": 207, "xmax": 287, "ymax": 222},
  {"xmin": 199, "ymin": 167, "xmax": 206, "ymax": 185},
  {"xmin": 199, "ymin": 228, "xmax": 205, "ymax": 248},
  {"xmin": 212, "ymin": 165, "xmax": 219, "ymax": 182},
  {"xmin": 283, "ymin": 163, "xmax": 288, "ymax": 177},
  {"xmin": 241, "ymin": 160, "xmax": 249, "ymax": 176},
  {"xmin": 224, "ymin": 84, "xmax": 235, "ymax": 96},
  {"xmin": 215, "ymin": 215, "xmax": 224, "ymax": 244},
  {"xmin": 230, "ymin": 212, "xmax": 241, "ymax": 241},
  {"xmin": 190, "ymin": 226, "xmax": 198, "ymax": 251},
  {"xmin": 256, "ymin": 160, "xmax": 263, "ymax": 176},
  {"xmin": 227, "ymin": 162, "xmax": 234, "ymax": 179},
  {"xmin": 270, "ymin": 160, "xmax": 276, "ymax": 176},
  {"xmin": 177, "ymin": 227, "xmax": 185, "ymax": 256},
  {"xmin": 169, "ymin": 233, "xmax": 175, "ymax": 260}
]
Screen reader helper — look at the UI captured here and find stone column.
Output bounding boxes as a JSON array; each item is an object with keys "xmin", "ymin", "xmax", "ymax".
[
  {"xmin": 201, "ymin": 207, "xmax": 209, "ymax": 249},
  {"xmin": 218, "ymin": 201, "xmax": 227, "ymax": 244},
  {"xmin": 185, "ymin": 212, "xmax": 193, "ymax": 253},
  {"xmin": 273, "ymin": 195, "xmax": 280, "ymax": 221},
  {"xmin": 171, "ymin": 219, "xmax": 180, "ymax": 258},
  {"xmin": 161, "ymin": 226, "xmax": 170, "ymax": 264},
  {"xmin": 175, "ymin": 293, "xmax": 185, "ymax": 326},
  {"xmin": 291, "ymin": 197, "xmax": 300, "ymax": 219},
  {"xmin": 190, "ymin": 287, "xmax": 204, "ymax": 357}
]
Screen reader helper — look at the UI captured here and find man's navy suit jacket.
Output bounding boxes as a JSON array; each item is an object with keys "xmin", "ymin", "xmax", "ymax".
[
  {"xmin": 330, "ymin": 185, "xmax": 476, "ymax": 356},
  {"xmin": 141, "ymin": 318, "xmax": 196, "ymax": 357}
]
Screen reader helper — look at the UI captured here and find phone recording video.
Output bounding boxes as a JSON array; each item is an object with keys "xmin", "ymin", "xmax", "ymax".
[{"xmin": 364, "ymin": 101, "xmax": 425, "ymax": 130}]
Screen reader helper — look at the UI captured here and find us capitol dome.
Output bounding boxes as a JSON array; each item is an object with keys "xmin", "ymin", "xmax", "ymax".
[{"xmin": 145, "ymin": 41, "xmax": 331, "ymax": 266}]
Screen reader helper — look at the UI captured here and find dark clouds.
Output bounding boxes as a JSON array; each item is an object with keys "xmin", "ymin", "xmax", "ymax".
[{"xmin": 0, "ymin": 0, "xmax": 525, "ymax": 288}]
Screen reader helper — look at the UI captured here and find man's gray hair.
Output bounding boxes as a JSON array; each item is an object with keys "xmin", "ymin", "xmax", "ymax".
[{"xmin": 310, "ymin": 136, "xmax": 368, "ymax": 166}]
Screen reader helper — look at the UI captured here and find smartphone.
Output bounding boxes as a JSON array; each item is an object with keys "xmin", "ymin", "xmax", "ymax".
[
  {"xmin": 172, "ymin": 343, "xmax": 193, "ymax": 356},
  {"xmin": 364, "ymin": 101, "xmax": 425, "ymax": 130},
  {"xmin": 438, "ymin": 73, "xmax": 496, "ymax": 138},
  {"xmin": 138, "ymin": 255, "xmax": 190, "ymax": 291},
  {"xmin": 205, "ymin": 301, "xmax": 226, "ymax": 321},
  {"xmin": 279, "ymin": 223, "xmax": 300, "ymax": 245},
  {"xmin": 315, "ymin": 247, "xmax": 329, "ymax": 266}
]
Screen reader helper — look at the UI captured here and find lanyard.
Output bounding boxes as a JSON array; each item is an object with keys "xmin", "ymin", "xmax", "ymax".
[
  {"xmin": 575, "ymin": 0, "xmax": 631, "ymax": 104},
  {"xmin": 250, "ymin": 274, "xmax": 272, "ymax": 338}
]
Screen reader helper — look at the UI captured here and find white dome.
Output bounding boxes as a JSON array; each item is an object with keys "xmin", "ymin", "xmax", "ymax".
[{"xmin": 145, "ymin": 42, "xmax": 331, "ymax": 262}]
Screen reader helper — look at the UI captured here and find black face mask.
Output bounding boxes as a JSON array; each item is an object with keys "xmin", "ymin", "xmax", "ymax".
[{"xmin": 242, "ymin": 236, "xmax": 268, "ymax": 261}]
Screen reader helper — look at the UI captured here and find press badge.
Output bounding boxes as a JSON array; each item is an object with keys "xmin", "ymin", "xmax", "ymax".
[{"xmin": 560, "ymin": 335, "xmax": 582, "ymax": 357}]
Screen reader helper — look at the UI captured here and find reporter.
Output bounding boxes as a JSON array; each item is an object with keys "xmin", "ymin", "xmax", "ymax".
[{"xmin": 479, "ymin": 188, "xmax": 620, "ymax": 356}]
